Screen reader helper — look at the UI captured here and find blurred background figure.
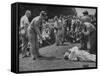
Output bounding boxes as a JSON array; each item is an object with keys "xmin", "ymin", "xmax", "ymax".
[
  {"xmin": 19, "ymin": 10, "xmax": 31, "ymax": 58},
  {"xmin": 80, "ymin": 10, "xmax": 96, "ymax": 54}
]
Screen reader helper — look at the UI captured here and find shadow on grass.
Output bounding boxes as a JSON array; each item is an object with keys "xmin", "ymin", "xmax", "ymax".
[{"xmin": 37, "ymin": 56, "xmax": 62, "ymax": 61}]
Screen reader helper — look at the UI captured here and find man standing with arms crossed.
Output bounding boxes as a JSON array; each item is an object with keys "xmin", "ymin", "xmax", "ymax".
[
  {"xmin": 20, "ymin": 10, "xmax": 31, "ymax": 58},
  {"xmin": 28, "ymin": 11, "xmax": 47, "ymax": 60}
]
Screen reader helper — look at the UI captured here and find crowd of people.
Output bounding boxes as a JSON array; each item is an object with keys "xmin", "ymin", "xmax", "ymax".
[{"xmin": 19, "ymin": 10, "xmax": 96, "ymax": 60}]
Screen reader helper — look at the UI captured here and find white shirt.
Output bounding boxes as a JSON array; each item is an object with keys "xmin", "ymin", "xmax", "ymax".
[
  {"xmin": 20, "ymin": 15, "xmax": 30, "ymax": 35},
  {"xmin": 20, "ymin": 15, "xmax": 29, "ymax": 29}
]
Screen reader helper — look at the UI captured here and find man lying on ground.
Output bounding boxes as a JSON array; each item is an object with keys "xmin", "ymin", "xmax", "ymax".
[{"xmin": 64, "ymin": 46, "xmax": 96, "ymax": 62}]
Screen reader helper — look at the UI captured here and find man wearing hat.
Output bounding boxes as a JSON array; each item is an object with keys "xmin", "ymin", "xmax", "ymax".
[
  {"xmin": 27, "ymin": 11, "xmax": 47, "ymax": 60},
  {"xmin": 81, "ymin": 10, "xmax": 91, "ymax": 23},
  {"xmin": 20, "ymin": 10, "xmax": 31, "ymax": 58},
  {"xmin": 80, "ymin": 10, "xmax": 96, "ymax": 54}
]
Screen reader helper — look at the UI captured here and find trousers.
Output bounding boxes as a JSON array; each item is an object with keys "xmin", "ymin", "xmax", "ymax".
[
  {"xmin": 27, "ymin": 27, "xmax": 40, "ymax": 58},
  {"xmin": 20, "ymin": 30, "xmax": 28, "ymax": 57}
]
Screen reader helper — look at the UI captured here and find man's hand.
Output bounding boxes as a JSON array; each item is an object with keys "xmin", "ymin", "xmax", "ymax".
[
  {"xmin": 39, "ymin": 35, "xmax": 44, "ymax": 41},
  {"xmin": 82, "ymin": 30, "xmax": 90, "ymax": 36}
]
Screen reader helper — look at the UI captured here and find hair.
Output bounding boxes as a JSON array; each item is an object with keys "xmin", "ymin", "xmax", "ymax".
[
  {"xmin": 54, "ymin": 16, "xmax": 58, "ymax": 21},
  {"xmin": 40, "ymin": 11, "xmax": 47, "ymax": 17},
  {"xmin": 25, "ymin": 10, "xmax": 31, "ymax": 15},
  {"xmin": 83, "ymin": 10, "xmax": 88, "ymax": 15}
]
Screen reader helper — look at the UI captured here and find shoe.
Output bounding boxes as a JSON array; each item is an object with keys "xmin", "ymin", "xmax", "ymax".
[{"xmin": 33, "ymin": 57, "xmax": 36, "ymax": 60}]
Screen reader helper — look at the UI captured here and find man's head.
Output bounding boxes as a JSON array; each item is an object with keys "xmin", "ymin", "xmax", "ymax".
[
  {"xmin": 69, "ymin": 46, "xmax": 79, "ymax": 52},
  {"xmin": 83, "ymin": 10, "xmax": 89, "ymax": 16},
  {"xmin": 64, "ymin": 46, "xmax": 79, "ymax": 60},
  {"xmin": 40, "ymin": 11, "xmax": 47, "ymax": 20},
  {"xmin": 54, "ymin": 16, "xmax": 58, "ymax": 21},
  {"xmin": 25, "ymin": 10, "xmax": 31, "ymax": 18},
  {"xmin": 59, "ymin": 15, "xmax": 63, "ymax": 20}
]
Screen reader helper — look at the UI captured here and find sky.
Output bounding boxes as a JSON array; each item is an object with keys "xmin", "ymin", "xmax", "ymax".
[{"xmin": 75, "ymin": 8, "xmax": 96, "ymax": 16}]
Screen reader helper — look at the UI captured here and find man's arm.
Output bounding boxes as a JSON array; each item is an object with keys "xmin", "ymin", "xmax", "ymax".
[
  {"xmin": 19, "ymin": 17, "xmax": 24, "ymax": 31},
  {"xmin": 34, "ymin": 21, "xmax": 43, "ymax": 40},
  {"xmin": 82, "ymin": 27, "xmax": 90, "ymax": 35},
  {"xmin": 19, "ymin": 17, "xmax": 28, "ymax": 30}
]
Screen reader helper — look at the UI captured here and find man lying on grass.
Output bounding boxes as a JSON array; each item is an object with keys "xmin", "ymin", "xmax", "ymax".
[{"xmin": 64, "ymin": 46, "xmax": 96, "ymax": 62}]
